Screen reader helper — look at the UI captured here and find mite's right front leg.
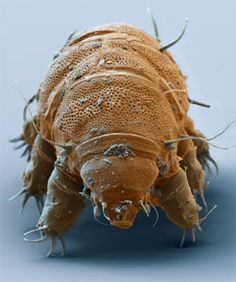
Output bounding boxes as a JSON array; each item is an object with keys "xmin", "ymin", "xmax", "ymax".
[
  {"xmin": 9, "ymin": 134, "xmax": 55, "ymax": 213},
  {"xmin": 24, "ymin": 165, "xmax": 85, "ymax": 256}
]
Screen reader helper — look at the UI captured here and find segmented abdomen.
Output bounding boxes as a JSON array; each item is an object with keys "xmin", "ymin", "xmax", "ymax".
[{"xmin": 38, "ymin": 23, "xmax": 188, "ymax": 144}]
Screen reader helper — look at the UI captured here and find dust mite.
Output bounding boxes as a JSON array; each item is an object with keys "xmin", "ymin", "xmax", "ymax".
[{"xmin": 10, "ymin": 12, "xmax": 220, "ymax": 257}]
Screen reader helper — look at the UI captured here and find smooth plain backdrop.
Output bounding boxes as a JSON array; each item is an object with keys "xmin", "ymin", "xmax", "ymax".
[{"xmin": 0, "ymin": 0, "xmax": 236, "ymax": 282}]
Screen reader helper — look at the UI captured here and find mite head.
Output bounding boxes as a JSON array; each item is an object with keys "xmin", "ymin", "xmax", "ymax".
[{"xmin": 78, "ymin": 133, "xmax": 161, "ymax": 229}]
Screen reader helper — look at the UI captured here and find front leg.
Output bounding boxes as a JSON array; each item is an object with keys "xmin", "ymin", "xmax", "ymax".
[
  {"xmin": 153, "ymin": 168, "xmax": 200, "ymax": 246},
  {"xmin": 9, "ymin": 134, "xmax": 56, "ymax": 213},
  {"xmin": 156, "ymin": 168, "xmax": 199, "ymax": 228},
  {"xmin": 24, "ymin": 165, "xmax": 85, "ymax": 256},
  {"xmin": 153, "ymin": 167, "xmax": 218, "ymax": 246}
]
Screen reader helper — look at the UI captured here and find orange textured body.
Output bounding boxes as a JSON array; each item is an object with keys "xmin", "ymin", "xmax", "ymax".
[
  {"xmin": 39, "ymin": 24, "xmax": 187, "ymax": 144},
  {"xmin": 11, "ymin": 23, "xmax": 215, "ymax": 256}
]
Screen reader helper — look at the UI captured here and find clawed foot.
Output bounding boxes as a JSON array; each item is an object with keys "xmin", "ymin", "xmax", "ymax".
[
  {"xmin": 24, "ymin": 225, "xmax": 65, "ymax": 257},
  {"xmin": 10, "ymin": 135, "xmax": 32, "ymax": 161},
  {"xmin": 197, "ymin": 150, "xmax": 219, "ymax": 178},
  {"xmin": 179, "ymin": 204, "xmax": 217, "ymax": 248},
  {"xmin": 8, "ymin": 189, "xmax": 44, "ymax": 214},
  {"xmin": 193, "ymin": 188, "xmax": 208, "ymax": 213}
]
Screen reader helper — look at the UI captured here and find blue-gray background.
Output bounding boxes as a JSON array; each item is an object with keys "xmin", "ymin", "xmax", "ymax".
[{"xmin": 0, "ymin": 0, "xmax": 236, "ymax": 281}]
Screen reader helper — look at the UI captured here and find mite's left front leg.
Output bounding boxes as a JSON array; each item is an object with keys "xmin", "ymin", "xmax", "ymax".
[
  {"xmin": 24, "ymin": 165, "xmax": 85, "ymax": 257},
  {"xmin": 153, "ymin": 168, "xmax": 200, "ymax": 247}
]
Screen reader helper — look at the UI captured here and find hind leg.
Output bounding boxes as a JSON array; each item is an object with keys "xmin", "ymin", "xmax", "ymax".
[
  {"xmin": 177, "ymin": 128, "xmax": 205, "ymax": 191},
  {"xmin": 24, "ymin": 165, "xmax": 85, "ymax": 256},
  {"xmin": 183, "ymin": 115, "xmax": 218, "ymax": 175},
  {"xmin": 10, "ymin": 90, "xmax": 39, "ymax": 159},
  {"xmin": 10, "ymin": 116, "xmax": 39, "ymax": 161},
  {"xmin": 177, "ymin": 129, "xmax": 208, "ymax": 211},
  {"xmin": 9, "ymin": 134, "xmax": 56, "ymax": 213}
]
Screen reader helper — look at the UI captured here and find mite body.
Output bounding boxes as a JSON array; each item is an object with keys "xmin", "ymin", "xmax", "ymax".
[{"xmin": 11, "ymin": 23, "xmax": 216, "ymax": 256}]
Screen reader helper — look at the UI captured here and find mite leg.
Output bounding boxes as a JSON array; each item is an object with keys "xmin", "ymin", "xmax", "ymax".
[
  {"xmin": 9, "ymin": 134, "xmax": 55, "ymax": 213},
  {"xmin": 24, "ymin": 166, "xmax": 85, "ymax": 256},
  {"xmin": 154, "ymin": 168, "xmax": 200, "ymax": 230},
  {"xmin": 179, "ymin": 145, "xmax": 208, "ymax": 211},
  {"xmin": 183, "ymin": 115, "xmax": 219, "ymax": 176},
  {"xmin": 177, "ymin": 135, "xmax": 205, "ymax": 193},
  {"xmin": 153, "ymin": 168, "xmax": 201, "ymax": 246},
  {"xmin": 10, "ymin": 116, "xmax": 38, "ymax": 161}
]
